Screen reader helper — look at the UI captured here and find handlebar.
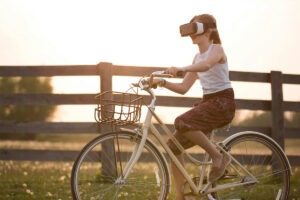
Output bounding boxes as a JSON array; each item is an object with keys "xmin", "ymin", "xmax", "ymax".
[
  {"xmin": 130, "ymin": 70, "xmax": 184, "ymax": 106},
  {"xmin": 131, "ymin": 71, "xmax": 169, "ymax": 90},
  {"xmin": 132, "ymin": 70, "xmax": 184, "ymax": 90},
  {"xmin": 149, "ymin": 71, "xmax": 172, "ymax": 88}
]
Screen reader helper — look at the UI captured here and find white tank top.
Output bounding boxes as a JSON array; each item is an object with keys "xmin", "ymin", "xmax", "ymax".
[{"xmin": 195, "ymin": 44, "xmax": 232, "ymax": 95}]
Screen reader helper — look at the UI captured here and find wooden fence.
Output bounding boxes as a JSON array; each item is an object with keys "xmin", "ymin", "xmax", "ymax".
[{"xmin": 0, "ymin": 62, "xmax": 300, "ymax": 165}]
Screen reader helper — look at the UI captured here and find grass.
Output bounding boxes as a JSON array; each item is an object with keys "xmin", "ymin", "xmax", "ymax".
[
  {"xmin": 1, "ymin": 160, "xmax": 300, "ymax": 200},
  {"xmin": 1, "ymin": 138, "xmax": 300, "ymax": 199},
  {"xmin": 0, "ymin": 161, "xmax": 72, "ymax": 200}
]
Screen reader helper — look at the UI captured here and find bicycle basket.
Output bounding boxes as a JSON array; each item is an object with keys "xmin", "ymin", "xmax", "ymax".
[{"xmin": 94, "ymin": 91, "xmax": 143, "ymax": 126}]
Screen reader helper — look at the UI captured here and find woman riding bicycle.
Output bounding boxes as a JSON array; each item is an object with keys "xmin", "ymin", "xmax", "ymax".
[{"xmin": 155, "ymin": 14, "xmax": 236, "ymax": 200}]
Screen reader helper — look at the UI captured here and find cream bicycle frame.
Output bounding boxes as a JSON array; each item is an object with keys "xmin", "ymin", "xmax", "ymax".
[{"xmin": 117, "ymin": 74, "xmax": 259, "ymax": 196}]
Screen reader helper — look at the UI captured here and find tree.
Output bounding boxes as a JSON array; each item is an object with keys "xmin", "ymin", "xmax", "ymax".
[
  {"xmin": 285, "ymin": 112, "xmax": 300, "ymax": 128},
  {"xmin": 238, "ymin": 111, "xmax": 271, "ymax": 127},
  {"xmin": 238, "ymin": 111, "xmax": 300, "ymax": 128},
  {"xmin": 0, "ymin": 77, "xmax": 56, "ymax": 139}
]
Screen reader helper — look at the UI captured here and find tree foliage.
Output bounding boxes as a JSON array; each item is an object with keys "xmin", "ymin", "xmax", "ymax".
[
  {"xmin": 0, "ymin": 77, "xmax": 56, "ymax": 140},
  {"xmin": 285, "ymin": 112, "xmax": 300, "ymax": 128},
  {"xmin": 238, "ymin": 111, "xmax": 300, "ymax": 128},
  {"xmin": 0, "ymin": 77, "xmax": 56, "ymax": 122}
]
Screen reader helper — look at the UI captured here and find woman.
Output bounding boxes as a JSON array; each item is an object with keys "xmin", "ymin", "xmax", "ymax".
[{"xmin": 157, "ymin": 14, "xmax": 236, "ymax": 200}]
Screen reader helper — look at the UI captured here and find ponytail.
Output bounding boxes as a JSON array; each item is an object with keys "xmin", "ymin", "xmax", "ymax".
[{"xmin": 211, "ymin": 29, "xmax": 221, "ymax": 44}]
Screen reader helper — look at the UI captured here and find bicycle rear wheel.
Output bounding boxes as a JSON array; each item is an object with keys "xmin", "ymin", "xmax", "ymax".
[
  {"xmin": 71, "ymin": 131, "xmax": 170, "ymax": 200},
  {"xmin": 215, "ymin": 131, "xmax": 290, "ymax": 199}
]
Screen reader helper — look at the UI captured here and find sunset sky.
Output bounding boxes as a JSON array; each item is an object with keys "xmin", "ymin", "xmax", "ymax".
[
  {"xmin": 1, "ymin": 0, "xmax": 300, "ymax": 73},
  {"xmin": 0, "ymin": 0, "xmax": 299, "ymax": 121}
]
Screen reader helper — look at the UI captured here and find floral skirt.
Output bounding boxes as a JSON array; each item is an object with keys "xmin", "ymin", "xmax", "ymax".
[{"xmin": 167, "ymin": 88, "xmax": 236, "ymax": 155}]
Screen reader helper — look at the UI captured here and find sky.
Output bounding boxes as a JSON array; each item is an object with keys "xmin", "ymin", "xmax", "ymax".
[
  {"xmin": 1, "ymin": 0, "xmax": 300, "ymax": 74},
  {"xmin": 0, "ymin": 0, "xmax": 299, "ymax": 122}
]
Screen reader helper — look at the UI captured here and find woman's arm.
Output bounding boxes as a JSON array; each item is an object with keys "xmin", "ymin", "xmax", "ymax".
[
  {"xmin": 160, "ymin": 53, "xmax": 199, "ymax": 95},
  {"xmin": 166, "ymin": 44, "xmax": 226, "ymax": 76},
  {"xmin": 163, "ymin": 72, "xmax": 198, "ymax": 95},
  {"xmin": 183, "ymin": 44, "xmax": 226, "ymax": 72}
]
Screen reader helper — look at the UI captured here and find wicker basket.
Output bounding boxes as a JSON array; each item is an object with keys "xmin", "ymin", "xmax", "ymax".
[{"xmin": 94, "ymin": 91, "xmax": 143, "ymax": 126}]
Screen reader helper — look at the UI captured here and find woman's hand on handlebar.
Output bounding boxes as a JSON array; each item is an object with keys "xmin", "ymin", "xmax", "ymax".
[
  {"xmin": 164, "ymin": 66, "xmax": 184, "ymax": 77},
  {"xmin": 152, "ymin": 78, "xmax": 166, "ymax": 88},
  {"xmin": 131, "ymin": 69, "xmax": 183, "ymax": 90}
]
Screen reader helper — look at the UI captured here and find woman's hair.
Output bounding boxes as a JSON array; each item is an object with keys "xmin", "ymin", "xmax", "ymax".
[{"xmin": 190, "ymin": 14, "xmax": 222, "ymax": 44}]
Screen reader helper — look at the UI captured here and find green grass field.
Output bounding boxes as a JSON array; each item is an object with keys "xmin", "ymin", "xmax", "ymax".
[
  {"xmin": 1, "ymin": 138, "xmax": 300, "ymax": 199},
  {"xmin": 0, "ymin": 160, "xmax": 300, "ymax": 200},
  {"xmin": 0, "ymin": 161, "xmax": 73, "ymax": 200}
]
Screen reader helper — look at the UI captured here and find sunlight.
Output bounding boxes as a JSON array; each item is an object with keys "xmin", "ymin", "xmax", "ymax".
[
  {"xmin": 1, "ymin": 0, "xmax": 299, "ymax": 122},
  {"xmin": 51, "ymin": 76, "xmax": 99, "ymax": 94}
]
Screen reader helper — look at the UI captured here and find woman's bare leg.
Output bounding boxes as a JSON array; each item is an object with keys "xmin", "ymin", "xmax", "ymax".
[
  {"xmin": 170, "ymin": 130, "xmax": 223, "ymax": 200},
  {"xmin": 171, "ymin": 153, "xmax": 185, "ymax": 200},
  {"xmin": 184, "ymin": 130, "xmax": 223, "ymax": 167}
]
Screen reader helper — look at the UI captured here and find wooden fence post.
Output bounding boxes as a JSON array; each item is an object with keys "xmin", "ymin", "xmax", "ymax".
[
  {"xmin": 96, "ymin": 62, "xmax": 117, "ymax": 178},
  {"xmin": 98, "ymin": 62, "xmax": 113, "ymax": 92},
  {"xmin": 270, "ymin": 71, "xmax": 285, "ymax": 150}
]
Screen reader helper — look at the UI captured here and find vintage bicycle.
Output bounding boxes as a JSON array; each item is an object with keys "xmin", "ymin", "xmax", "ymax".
[{"xmin": 71, "ymin": 71, "xmax": 291, "ymax": 200}]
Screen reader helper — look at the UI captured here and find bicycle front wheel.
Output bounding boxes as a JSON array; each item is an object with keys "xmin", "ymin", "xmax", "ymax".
[
  {"xmin": 71, "ymin": 131, "xmax": 170, "ymax": 200},
  {"xmin": 215, "ymin": 131, "xmax": 290, "ymax": 200}
]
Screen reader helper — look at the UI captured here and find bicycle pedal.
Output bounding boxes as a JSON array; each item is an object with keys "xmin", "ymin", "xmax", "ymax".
[{"xmin": 241, "ymin": 176, "xmax": 258, "ymax": 186}]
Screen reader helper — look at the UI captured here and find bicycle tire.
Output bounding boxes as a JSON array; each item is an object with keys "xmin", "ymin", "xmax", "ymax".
[
  {"xmin": 71, "ymin": 131, "xmax": 170, "ymax": 200},
  {"xmin": 214, "ymin": 131, "xmax": 290, "ymax": 199}
]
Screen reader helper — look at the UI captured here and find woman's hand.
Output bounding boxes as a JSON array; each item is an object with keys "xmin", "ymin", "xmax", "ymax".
[
  {"xmin": 164, "ymin": 66, "xmax": 182, "ymax": 77},
  {"xmin": 152, "ymin": 78, "xmax": 166, "ymax": 88}
]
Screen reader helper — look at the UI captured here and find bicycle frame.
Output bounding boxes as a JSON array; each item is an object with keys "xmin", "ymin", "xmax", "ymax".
[
  {"xmin": 117, "ymin": 75, "xmax": 259, "ymax": 196},
  {"xmin": 70, "ymin": 70, "xmax": 291, "ymax": 200}
]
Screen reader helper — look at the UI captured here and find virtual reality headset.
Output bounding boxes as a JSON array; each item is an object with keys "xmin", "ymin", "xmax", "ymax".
[{"xmin": 180, "ymin": 21, "xmax": 216, "ymax": 37}]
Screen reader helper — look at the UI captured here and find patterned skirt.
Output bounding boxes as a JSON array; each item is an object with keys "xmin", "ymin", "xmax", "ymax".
[{"xmin": 167, "ymin": 88, "xmax": 236, "ymax": 155}]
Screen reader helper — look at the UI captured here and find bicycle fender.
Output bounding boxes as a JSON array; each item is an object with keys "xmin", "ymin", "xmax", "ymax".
[{"xmin": 222, "ymin": 131, "xmax": 291, "ymax": 173}]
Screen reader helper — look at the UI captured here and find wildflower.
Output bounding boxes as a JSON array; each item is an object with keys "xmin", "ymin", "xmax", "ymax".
[
  {"xmin": 59, "ymin": 176, "xmax": 66, "ymax": 181},
  {"xmin": 26, "ymin": 189, "xmax": 33, "ymax": 195},
  {"xmin": 46, "ymin": 192, "xmax": 53, "ymax": 197}
]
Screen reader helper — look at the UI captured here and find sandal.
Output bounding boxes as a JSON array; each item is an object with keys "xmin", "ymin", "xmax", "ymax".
[{"xmin": 209, "ymin": 154, "xmax": 231, "ymax": 182}]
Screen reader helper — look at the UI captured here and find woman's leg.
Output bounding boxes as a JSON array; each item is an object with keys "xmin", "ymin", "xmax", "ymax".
[
  {"xmin": 171, "ymin": 153, "xmax": 185, "ymax": 200},
  {"xmin": 185, "ymin": 130, "xmax": 232, "ymax": 182},
  {"xmin": 184, "ymin": 130, "xmax": 223, "ymax": 168},
  {"xmin": 168, "ymin": 130, "xmax": 194, "ymax": 200}
]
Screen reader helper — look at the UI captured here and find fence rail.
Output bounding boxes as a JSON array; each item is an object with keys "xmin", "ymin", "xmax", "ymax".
[{"xmin": 0, "ymin": 63, "xmax": 300, "ymax": 165}]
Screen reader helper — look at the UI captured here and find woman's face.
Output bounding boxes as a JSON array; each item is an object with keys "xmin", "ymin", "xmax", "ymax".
[{"xmin": 190, "ymin": 32, "xmax": 209, "ymax": 45}]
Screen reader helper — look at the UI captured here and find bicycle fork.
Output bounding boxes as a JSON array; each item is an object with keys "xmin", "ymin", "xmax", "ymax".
[
  {"xmin": 114, "ymin": 128, "xmax": 149, "ymax": 185},
  {"xmin": 114, "ymin": 109, "xmax": 153, "ymax": 184}
]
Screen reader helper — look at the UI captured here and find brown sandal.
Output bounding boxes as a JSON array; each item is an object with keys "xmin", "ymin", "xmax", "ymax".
[{"xmin": 209, "ymin": 154, "xmax": 231, "ymax": 182}]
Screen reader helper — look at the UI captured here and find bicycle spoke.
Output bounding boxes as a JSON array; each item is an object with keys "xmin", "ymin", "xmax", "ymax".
[
  {"xmin": 71, "ymin": 131, "xmax": 170, "ymax": 200},
  {"xmin": 214, "ymin": 132, "xmax": 290, "ymax": 200}
]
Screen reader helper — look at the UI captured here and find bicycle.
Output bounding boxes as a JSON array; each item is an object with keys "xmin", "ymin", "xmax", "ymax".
[{"xmin": 71, "ymin": 71, "xmax": 291, "ymax": 200}]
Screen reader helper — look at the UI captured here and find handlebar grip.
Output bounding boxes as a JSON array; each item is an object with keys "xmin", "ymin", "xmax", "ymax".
[
  {"xmin": 151, "ymin": 83, "xmax": 158, "ymax": 89},
  {"xmin": 176, "ymin": 71, "xmax": 184, "ymax": 77}
]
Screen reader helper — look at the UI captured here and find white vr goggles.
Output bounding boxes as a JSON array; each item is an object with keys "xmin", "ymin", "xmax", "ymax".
[{"xmin": 180, "ymin": 21, "xmax": 216, "ymax": 37}]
